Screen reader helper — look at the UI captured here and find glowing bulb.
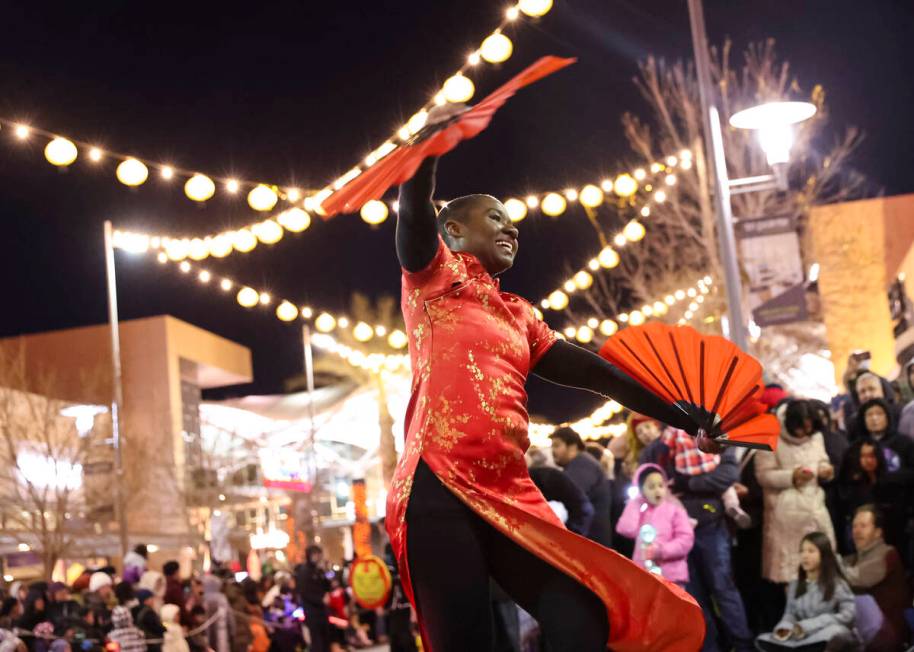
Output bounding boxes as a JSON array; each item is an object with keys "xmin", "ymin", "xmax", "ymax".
[
  {"xmin": 88, "ymin": 147, "xmax": 103, "ymax": 162},
  {"xmin": 287, "ymin": 188, "xmax": 302, "ymax": 202},
  {"xmin": 619, "ymin": 313, "xmax": 629, "ymax": 323},
  {"xmin": 599, "ymin": 319, "xmax": 618, "ymax": 336},
  {"xmin": 338, "ymin": 317, "xmax": 350, "ymax": 328},
  {"xmin": 388, "ymin": 329, "xmax": 408, "ymax": 349},
  {"xmin": 44, "ymin": 137, "xmax": 78, "ymax": 167},
  {"xmin": 665, "ymin": 174, "xmax": 677, "ymax": 186},
  {"xmin": 675, "ymin": 290, "xmax": 686, "ymax": 300},
  {"xmin": 629, "ymin": 310, "xmax": 645, "ymax": 326},
  {"xmin": 519, "ymin": 0, "xmax": 553, "ymax": 16},
  {"xmin": 231, "ymin": 228, "xmax": 258, "ymax": 253},
  {"xmin": 504, "ymin": 198, "xmax": 528, "ymax": 222},
  {"xmin": 220, "ymin": 279, "xmax": 233, "ymax": 291},
  {"xmin": 14, "ymin": 124, "xmax": 30, "ymax": 139},
  {"xmin": 160, "ymin": 166, "xmax": 174, "ymax": 180},
  {"xmin": 525, "ymin": 195, "xmax": 540, "ymax": 209},
  {"xmin": 157, "ymin": 252, "xmax": 167, "ymax": 264},
  {"xmin": 188, "ymin": 238, "xmax": 209, "ymax": 260},
  {"xmin": 237, "ymin": 287, "xmax": 259, "ymax": 308},
  {"xmin": 665, "ymin": 295, "xmax": 675, "ymax": 305},
  {"xmin": 198, "ymin": 270, "xmax": 211, "ymax": 283},
  {"xmin": 541, "ymin": 192, "xmax": 567, "ymax": 217},
  {"xmin": 643, "ymin": 305, "xmax": 654, "ymax": 316},
  {"xmin": 315, "ymin": 313, "xmax": 337, "ymax": 333},
  {"xmin": 278, "ymin": 207, "xmax": 311, "ymax": 233},
  {"xmin": 116, "ymin": 158, "xmax": 149, "ymax": 186},
  {"xmin": 259, "ymin": 292, "xmax": 271, "ymax": 305},
  {"xmin": 185, "ymin": 174, "xmax": 215, "ymax": 202},
  {"xmin": 563, "ymin": 280, "xmax": 576, "ymax": 293},
  {"xmin": 640, "ymin": 206, "xmax": 651, "ymax": 217},
  {"xmin": 480, "ymin": 32, "xmax": 513, "ymax": 63},
  {"xmin": 407, "ymin": 110, "xmax": 428, "ymax": 135},
  {"xmin": 179, "ymin": 261, "xmax": 191, "ymax": 273},
  {"xmin": 588, "ymin": 259, "xmax": 599, "ymax": 271},
  {"xmin": 397, "ymin": 126, "xmax": 411, "ymax": 141},
  {"xmin": 375, "ymin": 325, "xmax": 387, "ymax": 337},
  {"xmin": 614, "ymin": 234, "xmax": 628, "ymax": 248},
  {"xmin": 687, "ymin": 288, "xmax": 697, "ymax": 298},
  {"xmin": 165, "ymin": 239, "xmax": 190, "ymax": 261},
  {"xmin": 573, "ymin": 270, "xmax": 593, "ymax": 290},
  {"xmin": 654, "ymin": 189, "xmax": 667, "ymax": 203},
  {"xmin": 467, "ymin": 51, "xmax": 482, "ymax": 66},
  {"xmin": 579, "ymin": 184, "xmax": 604, "ymax": 208},
  {"xmin": 248, "ymin": 184, "xmax": 279, "ymax": 212},
  {"xmin": 506, "ymin": 6, "xmax": 520, "ymax": 20},
  {"xmin": 547, "ymin": 290, "xmax": 569, "ymax": 311},
  {"xmin": 576, "ymin": 326, "xmax": 594, "ymax": 344},
  {"xmin": 360, "ymin": 199, "xmax": 389, "ymax": 225},
  {"xmin": 650, "ymin": 162, "xmax": 663, "ymax": 174},
  {"xmin": 276, "ymin": 301, "xmax": 298, "ymax": 322},
  {"xmin": 443, "ymin": 73, "xmax": 475, "ymax": 103},
  {"xmin": 598, "ymin": 247, "xmax": 619, "ymax": 269},
  {"xmin": 633, "ymin": 168, "xmax": 646, "ymax": 181},
  {"xmin": 564, "ymin": 188, "xmax": 579, "ymax": 202},
  {"xmin": 301, "ymin": 306, "xmax": 313, "ymax": 318},
  {"xmin": 353, "ymin": 322, "xmax": 374, "ymax": 342},
  {"xmin": 587, "ymin": 318, "xmax": 599, "ymax": 328},
  {"xmin": 433, "ymin": 92, "xmax": 447, "ymax": 106},
  {"xmin": 680, "ymin": 158, "xmax": 693, "ymax": 170},
  {"xmin": 600, "ymin": 178, "xmax": 614, "ymax": 193},
  {"xmin": 623, "ymin": 220, "xmax": 646, "ymax": 242},
  {"xmin": 613, "ymin": 174, "xmax": 638, "ymax": 197},
  {"xmin": 563, "ymin": 327, "xmax": 577, "ymax": 339},
  {"xmin": 252, "ymin": 219, "xmax": 283, "ymax": 244},
  {"xmin": 226, "ymin": 179, "xmax": 240, "ymax": 193}
]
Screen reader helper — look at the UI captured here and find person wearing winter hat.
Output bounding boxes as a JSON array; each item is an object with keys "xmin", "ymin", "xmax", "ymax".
[
  {"xmin": 83, "ymin": 574, "xmax": 114, "ymax": 633},
  {"xmin": 123, "ymin": 546, "xmax": 149, "ymax": 586},
  {"xmin": 159, "ymin": 605, "xmax": 188, "ymax": 652},
  {"xmin": 615, "ymin": 463, "xmax": 694, "ymax": 586},
  {"xmin": 107, "ymin": 605, "xmax": 147, "ymax": 652},
  {"xmin": 131, "ymin": 590, "xmax": 166, "ymax": 652}
]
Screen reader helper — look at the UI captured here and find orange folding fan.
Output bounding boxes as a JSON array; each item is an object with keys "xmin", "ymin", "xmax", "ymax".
[
  {"xmin": 599, "ymin": 322, "xmax": 780, "ymax": 451},
  {"xmin": 318, "ymin": 56, "xmax": 576, "ymax": 218}
]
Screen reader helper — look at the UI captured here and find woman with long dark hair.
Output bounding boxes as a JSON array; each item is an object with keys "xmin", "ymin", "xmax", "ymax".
[
  {"xmin": 755, "ymin": 532, "xmax": 860, "ymax": 651},
  {"xmin": 836, "ymin": 439, "xmax": 896, "ymax": 552}
]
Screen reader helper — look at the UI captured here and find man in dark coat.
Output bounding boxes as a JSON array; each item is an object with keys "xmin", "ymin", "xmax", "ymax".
[
  {"xmin": 294, "ymin": 545, "xmax": 331, "ymax": 652},
  {"xmin": 550, "ymin": 427, "xmax": 612, "ymax": 547}
]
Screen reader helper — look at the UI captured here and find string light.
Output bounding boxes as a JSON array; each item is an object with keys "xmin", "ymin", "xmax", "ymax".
[
  {"xmin": 44, "ymin": 137, "xmax": 78, "ymax": 167},
  {"xmin": 480, "ymin": 32, "xmax": 513, "ymax": 64},
  {"xmin": 116, "ymin": 158, "xmax": 149, "ymax": 187},
  {"xmin": 312, "ymin": 333, "xmax": 410, "ymax": 375},
  {"xmin": 442, "ymin": 73, "xmax": 475, "ymax": 103}
]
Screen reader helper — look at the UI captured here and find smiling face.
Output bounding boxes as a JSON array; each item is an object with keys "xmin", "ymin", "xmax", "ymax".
[{"xmin": 440, "ymin": 195, "xmax": 518, "ymax": 275}]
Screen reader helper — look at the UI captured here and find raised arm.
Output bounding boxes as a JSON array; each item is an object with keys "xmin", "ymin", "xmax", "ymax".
[
  {"xmin": 533, "ymin": 340, "xmax": 698, "ymax": 436},
  {"xmin": 396, "ymin": 156, "xmax": 440, "ymax": 272}
]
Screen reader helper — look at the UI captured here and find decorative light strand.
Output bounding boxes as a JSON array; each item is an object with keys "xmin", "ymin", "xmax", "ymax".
[
  {"xmin": 0, "ymin": 117, "xmax": 302, "ymax": 210},
  {"xmin": 559, "ymin": 276, "xmax": 714, "ymax": 345},
  {"xmin": 145, "ymin": 250, "xmax": 409, "ymax": 352},
  {"xmin": 311, "ymin": 333, "xmax": 410, "ymax": 375}
]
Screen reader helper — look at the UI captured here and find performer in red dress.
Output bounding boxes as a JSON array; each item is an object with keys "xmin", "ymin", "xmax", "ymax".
[{"xmin": 386, "ymin": 152, "xmax": 706, "ymax": 651}]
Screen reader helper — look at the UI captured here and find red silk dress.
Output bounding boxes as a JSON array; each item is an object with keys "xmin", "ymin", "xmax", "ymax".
[{"xmin": 385, "ymin": 239, "xmax": 704, "ymax": 651}]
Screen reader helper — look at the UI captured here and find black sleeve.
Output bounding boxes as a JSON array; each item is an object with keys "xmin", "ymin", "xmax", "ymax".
[
  {"xmin": 533, "ymin": 340, "xmax": 698, "ymax": 435},
  {"xmin": 685, "ymin": 448, "xmax": 741, "ymax": 494},
  {"xmin": 396, "ymin": 157, "xmax": 441, "ymax": 272},
  {"xmin": 550, "ymin": 470, "xmax": 595, "ymax": 536}
]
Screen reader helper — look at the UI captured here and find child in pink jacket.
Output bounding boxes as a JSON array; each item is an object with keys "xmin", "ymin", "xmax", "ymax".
[{"xmin": 616, "ymin": 463, "xmax": 695, "ymax": 585}]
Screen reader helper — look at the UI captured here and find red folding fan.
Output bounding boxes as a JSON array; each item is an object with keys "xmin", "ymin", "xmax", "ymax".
[
  {"xmin": 318, "ymin": 55, "xmax": 576, "ymax": 218},
  {"xmin": 599, "ymin": 322, "xmax": 780, "ymax": 451}
]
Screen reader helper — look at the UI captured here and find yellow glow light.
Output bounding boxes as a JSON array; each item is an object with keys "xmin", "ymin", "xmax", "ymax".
[
  {"xmin": 226, "ymin": 179, "xmax": 240, "ymax": 193},
  {"xmin": 506, "ymin": 6, "xmax": 520, "ymax": 20},
  {"xmin": 375, "ymin": 325, "xmax": 387, "ymax": 337},
  {"xmin": 407, "ymin": 110, "xmax": 429, "ymax": 135},
  {"xmin": 248, "ymin": 184, "xmax": 279, "ymax": 212},
  {"xmin": 433, "ymin": 92, "xmax": 447, "ymax": 106},
  {"xmin": 315, "ymin": 312, "xmax": 337, "ymax": 333},
  {"xmin": 116, "ymin": 158, "xmax": 149, "ymax": 187},
  {"xmin": 276, "ymin": 301, "xmax": 299, "ymax": 322},
  {"xmin": 504, "ymin": 198, "xmax": 528, "ymax": 222},
  {"xmin": 44, "ymin": 137, "xmax": 78, "ymax": 167},
  {"xmin": 654, "ymin": 189, "xmax": 667, "ymax": 203},
  {"xmin": 443, "ymin": 73, "xmax": 475, "ymax": 103},
  {"xmin": 185, "ymin": 174, "xmax": 216, "ymax": 202},
  {"xmin": 467, "ymin": 52, "xmax": 482, "ymax": 66},
  {"xmin": 629, "ymin": 310, "xmax": 645, "ymax": 326},
  {"xmin": 600, "ymin": 178, "xmax": 614, "ymax": 193},
  {"xmin": 665, "ymin": 295, "xmax": 675, "ymax": 305},
  {"xmin": 232, "ymin": 228, "xmax": 258, "ymax": 253},
  {"xmin": 640, "ymin": 206, "xmax": 651, "ymax": 217},
  {"xmin": 613, "ymin": 173, "xmax": 638, "ymax": 198},
  {"xmin": 614, "ymin": 233, "xmax": 628, "ymax": 248},
  {"xmin": 633, "ymin": 168, "xmax": 646, "ymax": 181},
  {"xmin": 397, "ymin": 126, "xmax": 411, "ymax": 141},
  {"xmin": 388, "ymin": 329, "xmax": 408, "ymax": 349},
  {"xmin": 665, "ymin": 174, "xmax": 677, "ymax": 186},
  {"xmin": 579, "ymin": 184, "xmax": 604, "ymax": 208},
  {"xmin": 598, "ymin": 247, "xmax": 620, "ymax": 269},
  {"xmin": 650, "ymin": 162, "xmax": 663, "ymax": 174},
  {"xmin": 179, "ymin": 261, "xmax": 191, "ymax": 273},
  {"xmin": 165, "ymin": 239, "xmax": 190, "ymax": 261},
  {"xmin": 220, "ymin": 279, "xmax": 233, "ymax": 291},
  {"xmin": 547, "ymin": 290, "xmax": 569, "ymax": 310},
  {"xmin": 157, "ymin": 252, "xmax": 167, "ymax": 264},
  {"xmin": 519, "ymin": 0, "xmax": 553, "ymax": 17},
  {"xmin": 563, "ymin": 326, "xmax": 577, "ymax": 339},
  {"xmin": 353, "ymin": 322, "xmax": 374, "ymax": 342},
  {"xmin": 525, "ymin": 195, "xmax": 540, "ymax": 209},
  {"xmin": 680, "ymin": 158, "xmax": 693, "ymax": 170},
  {"xmin": 599, "ymin": 319, "xmax": 618, "ymax": 336},
  {"xmin": 287, "ymin": 188, "xmax": 302, "ymax": 202},
  {"xmin": 259, "ymin": 292, "xmax": 271, "ymax": 305},
  {"xmin": 188, "ymin": 238, "xmax": 209, "ymax": 261},
  {"xmin": 573, "ymin": 270, "xmax": 593, "ymax": 290},
  {"xmin": 14, "ymin": 124, "xmax": 30, "ymax": 140},
  {"xmin": 587, "ymin": 318, "xmax": 599, "ymax": 328},
  {"xmin": 563, "ymin": 280, "xmax": 576, "ymax": 293},
  {"xmin": 252, "ymin": 219, "xmax": 283, "ymax": 245},
  {"xmin": 160, "ymin": 166, "xmax": 174, "ymax": 180},
  {"xmin": 619, "ymin": 313, "xmax": 629, "ymax": 323},
  {"xmin": 360, "ymin": 199, "xmax": 389, "ymax": 225},
  {"xmin": 623, "ymin": 220, "xmax": 646, "ymax": 242},
  {"xmin": 541, "ymin": 192, "xmax": 567, "ymax": 217},
  {"xmin": 675, "ymin": 290, "xmax": 686, "ymax": 301},
  {"xmin": 588, "ymin": 259, "xmax": 599, "ymax": 271},
  {"xmin": 301, "ymin": 306, "xmax": 313, "ymax": 319},
  {"xmin": 198, "ymin": 270, "xmax": 211, "ymax": 283},
  {"xmin": 564, "ymin": 188, "xmax": 578, "ymax": 202},
  {"xmin": 480, "ymin": 32, "xmax": 513, "ymax": 63},
  {"xmin": 88, "ymin": 147, "xmax": 103, "ymax": 162},
  {"xmin": 576, "ymin": 326, "xmax": 594, "ymax": 344},
  {"xmin": 338, "ymin": 317, "xmax": 350, "ymax": 328},
  {"xmin": 278, "ymin": 207, "xmax": 311, "ymax": 233},
  {"xmin": 237, "ymin": 287, "xmax": 259, "ymax": 308}
]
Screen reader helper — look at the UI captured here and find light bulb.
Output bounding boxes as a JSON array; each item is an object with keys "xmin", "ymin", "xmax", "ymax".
[
  {"xmin": 547, "ymin": 290, "xmax": 569, "ymax": 310},
  {"xmin": 252, "ymin": 219, "xmax": 284, "ymax": 245},
  {"xmin": 598, "ymin": 247, "xmax": 619, "ymax": 269},
  {"xmin": 185, "ymin": 174, "xmax": 215, "ymax": 202},
  {"xmin": 232, "ymin": 229, "xmax": 258, "ymax": 253},
  {"xmin": 44, "ymin": 137, "xmax": 78, "ymax": 167},
  {"xmin": 504, "ymin": 198, "xmax": 528, "ymax": 222},
  {"xmin": 315, "ymin": 313, "xmax": 337, "ymax": 333},
  {"xmin": 353, "ymin": 322, "xmax": 374, "ymax": 342},
  {"xmin": 248, "ymin": 184, "xmax": 279, "ymax": 212},
  {"xmin": 623, "ymin": 220, "xmax": 646, "ymax": 242},
  {"xmin": 442, "ymin": 73, "xmax": 475, "ymax": 103},
  {"xmin": 160, "ymin": 166, "xmax": 174, "ymax": 180},
  {"xmin": 573, "ymin": 270, "xmax": 593, "ymax": 290},
  {"xmin": 599, "ymin": 320, "xmax": 618, "ymax": 336},
  {"xmin": 276, "ymin": 301, "xmax": 299, "ymax": 322},
  {"xmin": 116, "ymin": 158, "xmax": 149, "ymax": 187},
  {"xmin": 613, "ymin": 174, "xmax": 638, "ymax": 197},
  {"xmin": 480, "ymin": 32, "xmax": 513, "ymax": 63},
  {"xmin": 579, "ymin": 184, "xmax": 604, "ymax": 208},
  {"xmin": 237, "ymin": 287, "xmax": 259, "ymax": 308},
  {"xmin": 360, "ymin": 199, "xmax": 389, "ymax": 225},
  {"xmin": 541, "ymin": 192, "xmax": 567, "ymax": 217},
  {"xmin": 387, "ymin": 329, "xmax": 408, "ymax": 349},
  {"xmin": 278, "ymin": 207, "xmax": 311, "ymax": 233},
  {"xmin": 576, "ymin": 326, "xmax": 594, "ymax": 344},
  {"xmin": 519, "ymin": 0, "xmax": 553, "ymax": 16}
]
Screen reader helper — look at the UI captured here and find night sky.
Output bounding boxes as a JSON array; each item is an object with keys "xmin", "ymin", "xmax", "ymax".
[{"xmin": 2, "ymin": 1, "xmax": 913, "ymax": 423}]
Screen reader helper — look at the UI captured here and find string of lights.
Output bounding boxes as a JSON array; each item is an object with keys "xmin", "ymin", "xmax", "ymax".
[
  {"xmin": 140, "ymin": 244, "xmax": 410, "ymax": 352},
  {"xmin": 311, "ymin": 333, "xmax": 411, "ymax": 375},
  {"xmin": 557, "ymin": 276, "xmax": 714, "ymax": 345}
]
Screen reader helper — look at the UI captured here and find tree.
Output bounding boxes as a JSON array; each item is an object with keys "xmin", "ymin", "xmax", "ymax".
[
  {"xmin": 0, "ymin": 344, "xmax": 111, "ymax": 577},
  {"xmin": 569, "ymin": 39, "xmax": 868, "ymax": 384}
]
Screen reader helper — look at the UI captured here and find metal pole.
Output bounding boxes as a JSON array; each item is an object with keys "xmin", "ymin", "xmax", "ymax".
[
  {"xmin": 103, "ymin": 221, "xmax": 129, "ymax": 561},
  {"xmin": 687, "ymin": 0, "xmax": 748, "ymax": 350},
  {"xmin": 301, "ymin": 325, "xmax": 318, "ymax": 539}
]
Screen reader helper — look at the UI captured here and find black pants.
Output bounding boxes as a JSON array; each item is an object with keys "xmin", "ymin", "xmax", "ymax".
[
  {"xmin": 405, "ymin": 459, "xmax": 608, "ymax": 652},
  {"xmin": 303, "ymin": 604, "xmax": 330, "ymax": 652}
]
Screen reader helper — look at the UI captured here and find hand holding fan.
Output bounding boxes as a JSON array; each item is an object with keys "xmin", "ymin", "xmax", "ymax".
[
  {"xmin": 318, "ymin": 55, "xmax": 576, "ymax": 218},
  {"xmin": 599, "ymin": 322, "xmax": 779, "ymax": 451}
]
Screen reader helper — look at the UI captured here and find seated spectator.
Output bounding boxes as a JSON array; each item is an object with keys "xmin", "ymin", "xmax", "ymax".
[
  {"xmin": 841, "ymin": 505, "xmax": 912, "ymax": 651},
  {"xmin": 616, "ymin": 464, "xmax": 693, "ymax": 586},
  {"xmin": 836, "ymin": 441, "xmax": 904, "ymax": 554},
  {"xmin": 550, "ymin": 427, "xmax": 613, "ymax": 547},
  {"xmin": 107, "ymin": 605, "xmax": 147, "ymax": 652},
  {"xmin": 755, "ymin": 532, "xmax": 860, "ymax": 651},
  {"xmin": 757, "ymin": 400, "xmax": 836, "ymax": 586}
]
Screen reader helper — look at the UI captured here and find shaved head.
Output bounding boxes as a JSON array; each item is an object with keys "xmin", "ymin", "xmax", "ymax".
[
  {"xmin": 435, "ymin": 193, "xmax": 518, "ymax": 275},
  {"xmin": 436, "ymin": 194, "xmax": 495, "ymax": 246}
]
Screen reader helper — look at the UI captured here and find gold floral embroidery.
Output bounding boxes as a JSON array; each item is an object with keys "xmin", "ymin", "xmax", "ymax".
[
  {"xmin": 406, "ymin": 287, "xmax": 421, "ymax": 313},
  {"xmin": 426, "ymin": 397, "xmax": 471, "ymax": 453}
]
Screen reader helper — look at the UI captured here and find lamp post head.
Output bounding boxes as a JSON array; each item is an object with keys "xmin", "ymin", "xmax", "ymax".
[{"xmin": 729, "ymin": 101, "xmax": 817, "ymax": 166}]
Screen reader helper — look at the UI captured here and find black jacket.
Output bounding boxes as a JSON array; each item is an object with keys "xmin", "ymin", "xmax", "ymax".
[
  {"xmin": 294, "ymin": 562, "xmax": 330, "ymax": 609},
  {"xmin": 560, "ymin": 453, "xmax": 613, "ymax": 546},
  {"xmin": 529, "ymin": 466, "xmax": 594, "ymax": 536},
  {"xmin": 673, "ymin": 448, "xmax": 740, "ymax": 526}
]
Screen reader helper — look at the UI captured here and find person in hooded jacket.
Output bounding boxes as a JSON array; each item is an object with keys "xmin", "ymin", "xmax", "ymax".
[
  {"xmin": 131, "ymin": 590, "xmax": 166, "ymax": 652},
  {"xmin": 200, "ymin": 576, "xmax": 234, "ymax": 652},
  {"xmin": 615, "ymin": 463, "xmax": 694, "ymax": 586}
]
